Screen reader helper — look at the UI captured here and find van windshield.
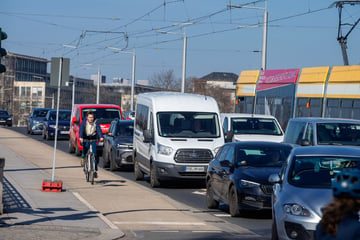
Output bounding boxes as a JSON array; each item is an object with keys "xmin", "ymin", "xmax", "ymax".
[
  {"xmin": 157, "ymin": 112, "xmax": 220, "ymax": 138},
  {"xmin": 231, "ymin": 117, "xmax": 283, "ymax": 135},
  {"xmin": 82, "ymin": 108, "xmax": 121, "ymax": 124}
]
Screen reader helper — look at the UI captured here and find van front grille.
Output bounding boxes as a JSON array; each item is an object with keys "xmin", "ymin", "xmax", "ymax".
[{"xmin": 174, "ymin": 149, "xmax": 213, "ymax": 163}]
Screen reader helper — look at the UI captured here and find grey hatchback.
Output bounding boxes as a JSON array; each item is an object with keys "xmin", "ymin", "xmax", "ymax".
[{"xmin": 269, "ymin": 146, "xmax": 360, "ymax": 240}]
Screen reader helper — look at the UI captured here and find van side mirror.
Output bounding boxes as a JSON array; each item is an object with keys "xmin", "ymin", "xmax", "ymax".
[
  {"xmin": 143, "ymin": 129, "xmax": 152, "ymax": 143},
  {"xmin": 225, "ymin": 130, "xmax": 234, "ymax": 142}
]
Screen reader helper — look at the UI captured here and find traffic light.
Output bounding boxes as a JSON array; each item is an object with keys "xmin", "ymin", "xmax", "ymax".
[{"xmin": 0, "ymin": 28, "xmax": 8, "ymax": 73}]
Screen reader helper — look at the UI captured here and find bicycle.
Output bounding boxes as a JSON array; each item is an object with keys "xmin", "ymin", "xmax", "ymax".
[{"xmin": 82, "ymin": 139, "xmax": 98, "ymax": 185}]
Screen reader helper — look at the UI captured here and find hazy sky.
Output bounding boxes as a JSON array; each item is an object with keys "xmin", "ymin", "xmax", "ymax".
[{"xmin": 1, "ymin": 0, "xmax": 359, "ymax": 83}]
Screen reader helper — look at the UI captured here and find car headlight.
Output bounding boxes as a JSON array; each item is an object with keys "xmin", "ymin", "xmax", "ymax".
[
  {"xmin": 49, "ymin": 124, "xmax": 56, "ymax": 128},
  {"xmin": 240, "ymin": 179, "xmax": 260, "ymax": 188},
  {"xmin": 33, "ymin": 120, "xmax": 39, "ymax": 124},
  {"xmin": 7, "ymin": 117, "xmax": 12, "ymax": 120},
  {"xmin": 157, "ymin": 143, "xmax": 172, "ymax": 155},
  {"xmin": 284, "ymin": 204, "xmax": 311, "ymax": 217}
]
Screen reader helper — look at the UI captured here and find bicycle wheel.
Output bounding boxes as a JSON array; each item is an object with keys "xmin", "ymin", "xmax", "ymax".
[
  {"xmin": 85, "ymin": 154, "xmax": 91, "ymax": 182},
  {"xmin": 89, "ymin": 153, "xmax": 95, "ymax": 185}
]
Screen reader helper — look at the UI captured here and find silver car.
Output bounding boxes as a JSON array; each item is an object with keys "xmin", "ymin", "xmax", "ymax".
[{"xmin": 269, "ymin": 146, "xmax": 360, "ymax": 240}]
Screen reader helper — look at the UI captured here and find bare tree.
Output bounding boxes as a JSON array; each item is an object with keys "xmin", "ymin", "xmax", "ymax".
[
  {"xmin": 150, "ymin": 69, "xmax": 180, "ymax": 91},
  {"xmin": 194, "ymin": 80, "xmax": 233, "ymax": 113}
]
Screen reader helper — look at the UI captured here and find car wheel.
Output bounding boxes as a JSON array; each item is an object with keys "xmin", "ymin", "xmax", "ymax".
[
  {"xmin": 109, "ymin": 150, "xmax": 117, "ymax": 171},
  {"xmin": 134, "ymin": 158, "xmax": 144, "ymax": 180},
  {"xmin": 27, "ymin": 126, "xmax": 30, "ymax": 134},
  {"xmin": 68, "ymin": 140, "xmax": 75, "ymax": 153},
  {"xmin": 102, "ymin": 152, "xmax": 109, "ymax": 168},
  {"xmin": 271, "ymin": 215, "xmax": 279, "ymax": 240},
  {"xmin": 150, "ymin": 164, "xmax": 160, "ymax": 188},
  {"xmin": 42, "ymin": 130, "xmax": 46, "ymax": 140},
  {"xmin": 206, "ymin": 180, "xmax": 219, "ymax": 209},
  {"xmin": 45, "ymin": 131, "xmax": 51, "ymax": 141},
  {"xmin": 229, "ymin": 186, "xmax": 241, "ymax": 217}
]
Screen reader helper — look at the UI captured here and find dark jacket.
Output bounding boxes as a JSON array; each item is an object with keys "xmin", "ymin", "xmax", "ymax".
[
  {"xmin": 315, "ymin": 213, "xmax": 360, "ymax": 240},
  {"xmin": 79, "ymin": 119, "xmax": 104, "ymax": 140}
]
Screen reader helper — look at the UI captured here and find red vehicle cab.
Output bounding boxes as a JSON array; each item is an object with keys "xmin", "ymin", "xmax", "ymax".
[{"xmin": 68, "ymin": 104, "xmax": 123, "ymax": 156}]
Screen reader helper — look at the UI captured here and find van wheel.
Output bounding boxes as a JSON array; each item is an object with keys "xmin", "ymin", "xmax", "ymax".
[
  {"xmin": 150, "ymin": 164, "xmax": 160, "ymax": 188},
  {"xmin": 134, "ymin": 158, "xmax": 144, "ymax": 180},
  {"xmin": 68, "ymin": 140, "xmax": 75, "ymax": 153}
]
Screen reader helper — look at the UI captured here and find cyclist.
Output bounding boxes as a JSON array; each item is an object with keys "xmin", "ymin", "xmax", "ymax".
[
  {"xmin": 315, "ymin": 169, "xmax": 360, "ymax": 240},
  {"xmin": 79, "ymin": 111, "xmax": 104, "ymax": 178}
]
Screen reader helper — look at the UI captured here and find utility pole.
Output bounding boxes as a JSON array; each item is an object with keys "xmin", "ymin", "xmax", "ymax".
[
  {"xmin": 97, "ymin": 66, "xmax": 100, "ymax": 104},
  {"xmin": 333, "ymin": 1, "xmax": 360, "ymax": 65}
]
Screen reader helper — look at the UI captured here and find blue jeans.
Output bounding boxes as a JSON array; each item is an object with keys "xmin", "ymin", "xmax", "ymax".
[{"xmin": 82, "ymin": 141, "xmax": 98, "ymax": 171}]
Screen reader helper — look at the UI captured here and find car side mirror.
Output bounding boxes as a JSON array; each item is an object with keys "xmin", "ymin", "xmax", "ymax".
[
  {"xmin": 71, "ymin": 116, "xmax": 78, "ymax": 125},
  {"xmin": 268, "ymin": 173, "xmax": 281, "ymax": 184},
  {"xmin": 220, "ymin": 160, "xmax": 233, "ymax": 168},
  {"xmin": 300, "ymin": 139, "xmax": 311, "ymax": 146}
]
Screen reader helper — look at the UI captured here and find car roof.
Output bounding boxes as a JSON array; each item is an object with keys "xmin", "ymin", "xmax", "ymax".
[
  {"xmin": 224, "ymin": 141, "xmax": 293, "ymax": 148},
  {"xmin": 292, "ymin": 145, "xmax": 360, "ymax": 156},
  {"xmin": 288, "ymin": 117, "xmax": 360, "ymax": 124},
  {"xmin": 220, "ymin": 113, "xmax": 277, "ymax": 119},
  {"xmin": 74, "ymin": 104, "xmax": 121, "ymax": 108}
]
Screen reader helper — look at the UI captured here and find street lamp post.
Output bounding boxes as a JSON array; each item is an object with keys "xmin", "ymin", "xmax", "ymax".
[
  {"xmin": 107, "ymin": 47, "xmax": 136, "ymax": 111},
  {"xmin": 157, "ymin": 30, "xmax": 187, "ymax": 93}
]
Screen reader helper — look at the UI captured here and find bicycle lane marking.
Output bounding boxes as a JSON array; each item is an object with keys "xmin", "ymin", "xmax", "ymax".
[{"xmin": 73, "ymin": 191, "xmax": 119, "ymax": 229}]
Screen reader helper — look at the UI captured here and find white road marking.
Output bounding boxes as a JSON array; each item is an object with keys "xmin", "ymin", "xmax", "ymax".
[
  {"xmin": 214, "ymin": 213, "xmax": 231, "ymax": 217},
  {"xmin": 73, "ymin": 191, "xmax": 119, "ymax": 229},
  {"xmin": 192, "ymin": 189, "xmax": 206, "ymax": 195},
  {"xmin": 113, "ymin": 221, "xmax": 206, "ymax": 226}
]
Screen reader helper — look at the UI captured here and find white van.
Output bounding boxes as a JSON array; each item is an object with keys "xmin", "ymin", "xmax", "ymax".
[
  {"xmin": 221, "ymin": 113, "xmax": 284, "ymax": 143},
  {"xmin": 133, "ymin": 92, "xmax": 224, "ymax": 187}
]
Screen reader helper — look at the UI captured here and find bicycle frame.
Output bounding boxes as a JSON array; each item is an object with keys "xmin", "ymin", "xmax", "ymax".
[{"xmin": 83, "ymin": 139, "xmax": 98, "ymax": 184}]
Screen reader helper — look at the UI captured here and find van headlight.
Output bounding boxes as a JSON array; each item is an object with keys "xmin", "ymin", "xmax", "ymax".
[{"xmin": 157, "ymin": 143, "xmax": 173, "ymax": 155}]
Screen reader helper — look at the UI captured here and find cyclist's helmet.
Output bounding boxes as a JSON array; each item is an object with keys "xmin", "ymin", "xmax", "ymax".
[{"xmin": 332, "ymin": 169, "xmax": 360, "ymax": 199}]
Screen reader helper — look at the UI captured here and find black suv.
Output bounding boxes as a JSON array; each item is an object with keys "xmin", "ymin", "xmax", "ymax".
[
  {"xmin": 0, "ymin": 109, "xmax": 12, "ymax": 127},
  {"xmin": 103, "ymin": 119, "xmax": 134, "ymax": 171}
]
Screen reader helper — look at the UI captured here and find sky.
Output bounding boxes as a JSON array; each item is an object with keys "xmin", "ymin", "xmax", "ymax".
[{"xmin": 1, "ymin": 0, "xmax": 360, "ymax": 84}]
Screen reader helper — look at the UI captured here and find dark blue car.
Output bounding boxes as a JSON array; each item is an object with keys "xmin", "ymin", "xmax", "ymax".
[
  {"xmin": 42, "ymin": 109, "xmax": 71, "ymax": 140},
  {"xmin": 0, "ymin": 109, "xmax": 12, "ymax": 127},
  {"xmin": 206, "ymin": 141, "xmax": 293, "ymax": 217},
  {"xmin": 103, "ymin": 119, "xmax": 134, "ymax": 171}
]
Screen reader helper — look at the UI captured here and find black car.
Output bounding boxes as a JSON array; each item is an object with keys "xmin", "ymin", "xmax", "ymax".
[
  {"xmin": 42, "ymin": 109, "xmax": 71, "ymax": 140},
  {"xmin": 0, "ymin": 109, "xmax": 12, "ymax": 127},
  {"xmin": 103, "ymin": 119, "xmax": 134, "ymax": 171},
  {"xmin": 206, "ymin": 141, "xmax": 293, "ymax": 217}
]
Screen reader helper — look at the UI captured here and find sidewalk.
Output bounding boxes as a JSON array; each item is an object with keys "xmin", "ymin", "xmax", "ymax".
[{"xmin": 0, "ymin": 127, "xmax": 252, "ymax": 240}]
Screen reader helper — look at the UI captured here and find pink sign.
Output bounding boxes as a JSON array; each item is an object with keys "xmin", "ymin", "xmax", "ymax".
[{"xmin": 257, "ymin": 69, "xmax": 300, "ymax": 91}]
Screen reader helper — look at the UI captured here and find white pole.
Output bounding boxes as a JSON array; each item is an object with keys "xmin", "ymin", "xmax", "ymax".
[
  {"xmin": 181, "ymin": 33, "xmax": 187, "ymax": 93},
  {"xmin": 97, "ymin": 66, "xmax": 100, "ymax": 104},
  {"xmin": 72, "ymin": 77, "xmax": 75, "ymax": 110},
  {"xmin": 130, "ymin": 50, "xmax": 136, "ymax": 111},
  {"xmin": 52, "ymin": 57, "xmax": 62, "ymax": 182}
]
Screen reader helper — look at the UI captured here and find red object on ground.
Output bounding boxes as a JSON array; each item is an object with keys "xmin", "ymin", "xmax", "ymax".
[{"xmin": 41, "ymin": 180, "xmax": 63, "ymax": 192}]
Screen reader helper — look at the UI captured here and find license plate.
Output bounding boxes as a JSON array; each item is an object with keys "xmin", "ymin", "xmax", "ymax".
[
  {"xmin": 60, "ymin": 131, "xmax": 69, "ymax": 134},
  {"xmin": 184, "ymin": 166, "xmax": 205, "ymax": 172}
]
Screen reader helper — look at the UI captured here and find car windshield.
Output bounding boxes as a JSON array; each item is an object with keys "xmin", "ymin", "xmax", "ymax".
[
  {"xmin": 82, "ymin": 108, "xmax": 121, "ymax": 124},
  {"xmin": 289, "ymin": 156, "xmax": 360, "ymax": 188},
  {"xmin": 0, "ymin": 110, "xmax": 9, "ymax": 115},
  {"xmin": 157, "ymin": 112, "xmax": 220, "ymax": 138},
  {"xmin": 231, "ymin": 117, "xmax": 282, "ymax": 135},
  {"xmin": 33, "ymin": 109, "xmax": 49, "ymax": 118},
  {"xmin": 49, "ymin": 111, "xmax": 71, "ymax": 121},
  {"xmin": 115, "ymin": 122, "xmax": 134, "ymax": 137},
  {"xmin": 316, "ymin": 123, "xmax": 360, "ymax": 146},
  {"xmin": 236, "ymin": 147, "xmax": 291, "ymax": 168}
]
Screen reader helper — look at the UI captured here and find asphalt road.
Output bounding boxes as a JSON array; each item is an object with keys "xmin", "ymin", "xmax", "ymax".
[{"xmin": 9, "ymin": 126, "xmax": 272, "ymax": 239}]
